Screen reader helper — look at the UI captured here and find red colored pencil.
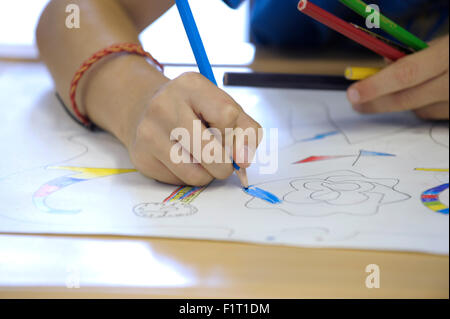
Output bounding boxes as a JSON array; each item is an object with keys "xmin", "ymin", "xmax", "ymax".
[{"xmin": 297, "ymin": 0, "xmax": 406, "ymax": 61}]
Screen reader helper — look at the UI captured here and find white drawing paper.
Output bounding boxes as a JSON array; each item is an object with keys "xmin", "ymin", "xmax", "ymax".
[{"xmin": 0, "ymin": 63, "xmax": 448, "ymax": 255}]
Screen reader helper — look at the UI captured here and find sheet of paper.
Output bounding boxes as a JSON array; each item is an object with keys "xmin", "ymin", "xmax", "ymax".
[{"xmin": 1, "ymin": 63, "xmax": 448, "ymax": 255}]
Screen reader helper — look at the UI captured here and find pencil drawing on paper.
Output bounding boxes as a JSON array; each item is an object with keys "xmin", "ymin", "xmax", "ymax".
[
  {"xmin": 430, "ymin": 123, "xmax": 450, "ymax": 149},
  {"xmin": 133, "ymin": 202, "xmax": 198, "ymax": 218},
  {"xmin": 414, "ymin": 168, "xmax": 449, "ymax": 215},
  {"xmin": 246, "ymin": 170, "xmax": 411, "ymax": 217},
  {"xmin": 298, "ymin": 131, "xmax": 340, "ymax": 143},
  {"xmin": 243, "ymin": 186, "xmax": 282, "ymax": 204},
  {"xmin": 293, "ymin": 150, "xmax": 396, "ymax": 166},
  {"xmin": 294, "ymin": 155, "xmax": 354, "ymax": 164},
  {"xmin": 421, "ymin": 183, "xmax": 449, "ymax": 215},
  {"xmin": 133, "ymin": 185, "xmax": 206, "ymax": 218},
  {"xmin": 33, "ymin": 166, "xmax": 137, "ymax": 214},
  {"xmin": 1, "ymin": 64, "xmax": 449, "ymax": 255},
  {"xmin": 351, "ymin": 150, "xmax": 396, "ymax": 166},
  {"xmin": 415, "ymin": 168, "xmax": 450, "ymax": 173},
  {"xmin": 288, "ymin": 100, "xmax": 421, "ymax": 146}
]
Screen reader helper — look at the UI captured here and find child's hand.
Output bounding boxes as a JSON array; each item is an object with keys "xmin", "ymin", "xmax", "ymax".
[
  {"xmin": 347, "ymin": 35, "xmax": 449, "ymax": 120},
  {"xmin": 125, "ymin": 72, "xmax": 262, "ymax": 186},
  {"xmin": 36, "ymin": 0, "xmax": 262, "ymax": 187}
]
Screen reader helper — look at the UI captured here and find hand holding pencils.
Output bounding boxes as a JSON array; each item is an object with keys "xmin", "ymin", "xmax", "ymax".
[
  {"xmin": 297, "ymin": 0, "xmax": 429, "ymax": 80},
  {"xmin": 176, "ymin": 0, "xmax": 261, "ymax": 188},
  {"xmin": 297, "ymin": 1, "xmax": 448, "ymax": 120},
  {"xmin": 297, "ymin": 0, "xmax": 407, "ymax": 61}
]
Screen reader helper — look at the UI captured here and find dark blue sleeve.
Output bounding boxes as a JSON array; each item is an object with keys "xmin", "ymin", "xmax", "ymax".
[
  {"xmin": 249, "ymin": 0, "xmax": 440, "ymax": 48},
  {"xmin": 250, "ymin": 0, "xmax": 342, "ymax": 47}
]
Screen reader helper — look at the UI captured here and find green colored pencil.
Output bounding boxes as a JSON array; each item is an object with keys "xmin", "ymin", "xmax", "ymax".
[{"xmin": 339, "ymin": 0, "xmax": 429, "ymax": 51}]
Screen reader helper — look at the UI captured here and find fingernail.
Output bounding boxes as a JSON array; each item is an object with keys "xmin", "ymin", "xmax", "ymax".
[{"xmin": 348, "ymin": 88, "xmax": 361, "ymax": 104}]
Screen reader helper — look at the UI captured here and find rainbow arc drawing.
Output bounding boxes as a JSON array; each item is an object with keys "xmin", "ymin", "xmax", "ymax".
[
  {"xmin": 415, "ymin": 168, "xmax": 449, "ymax": 215},
  {"xmin": 33, "ymin": 166, "xmax": 137, "ymax": 214},
  {"xmin": 421, "ymin": 184, "xmax": 449, "ymax": 215},
  {"xmin": 33, "ymin": 166, "xmax": 209, "ymax": 214},
  {"xmin": 32, "ymin": 165, "xmax": 281, "ymax": 214},
  {"xmin": 163, "ymin": 185, "xmax": 206, "ymax": 204}
]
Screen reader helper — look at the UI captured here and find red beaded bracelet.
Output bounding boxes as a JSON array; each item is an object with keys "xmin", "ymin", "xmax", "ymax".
[{"xmin": 69, "ymin": 43, "xmax": 164, "ymax": 128}]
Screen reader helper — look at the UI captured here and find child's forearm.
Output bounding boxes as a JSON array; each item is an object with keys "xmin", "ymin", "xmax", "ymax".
[{"xmin": 36, "ymin": 0, "xmax": 172, "ymax": 145}]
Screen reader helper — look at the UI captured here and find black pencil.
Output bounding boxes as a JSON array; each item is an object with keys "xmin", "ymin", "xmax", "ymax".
[{"xmin": 223, "ymin": 72, "xmax": 355, "ymax": 91}]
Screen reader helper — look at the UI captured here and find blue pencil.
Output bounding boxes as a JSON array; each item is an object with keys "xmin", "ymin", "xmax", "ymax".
[
  {"xmin": 175, "ymin": 0, "xmax": 249, "ymax": 188},
  {"xmin": 175, "ymin": 0, "xmax": 217, "ymax": 86}
]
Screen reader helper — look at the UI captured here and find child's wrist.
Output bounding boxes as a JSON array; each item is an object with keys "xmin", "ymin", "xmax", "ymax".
[
  {"xmin": 121, "ymin": 75, "xmax": 170, "ymax": 150},
  {"xmin": 82, "ymin": 53, "xmax": 169, "ymax": 146}
]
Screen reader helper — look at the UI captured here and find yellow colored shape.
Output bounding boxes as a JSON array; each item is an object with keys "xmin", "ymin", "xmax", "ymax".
[
  {"xmin": 425, "ymin": 203, "xmax": 448, "ymax": 211},
  {"xmin": 170, "ymin": 187, "xmax": 193, "ymax": 202},
  {"xmin": 167, "ymin": 186, "xmax": 205, "ymax": 204},
  {"xmin": 415, "ymin": 168, "xmax": 450, "ymax": 173},
  {"xmin": 48, "ymin": 166, "xmax": 137, "ymax": 179},
  {"xmin": 182, "ymin": 190, "xmax": 203, "ymax": 204},
  {"xmin": 345, "ymin": 67, "xmax": 381, "ymax": 80}
]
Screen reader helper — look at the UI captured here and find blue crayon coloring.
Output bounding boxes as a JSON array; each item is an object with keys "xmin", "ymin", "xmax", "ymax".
[
  {"xmin": 300, "ymin": 131, "xmax": 339, "ymax": 142},
  {"xmin": 244, "ymin": 186, "xmax": 282, "ymax": 204},
  {"xmin": 359, "ymin": 150, "xmax": 396, "ymax": 157}
]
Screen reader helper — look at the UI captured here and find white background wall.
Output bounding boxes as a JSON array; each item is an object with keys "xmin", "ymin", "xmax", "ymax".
[{"xmin": 0, "ymin": 0, "xmax": 252, "ymax": 63}]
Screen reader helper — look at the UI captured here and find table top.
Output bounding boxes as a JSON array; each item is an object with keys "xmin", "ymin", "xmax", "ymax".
[
  {"xmin": 0, "ymin": 234, "xmax": 448, "ymax": 298},
  {"xmin": 0, "ymin": 50, "xmax": 448, "ymax": 299}
]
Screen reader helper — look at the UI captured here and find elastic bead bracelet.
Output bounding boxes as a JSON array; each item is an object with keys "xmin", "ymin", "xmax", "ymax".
[{"xmin": 69, "ymin": 43, "xmax": 164, "ymax": 129}]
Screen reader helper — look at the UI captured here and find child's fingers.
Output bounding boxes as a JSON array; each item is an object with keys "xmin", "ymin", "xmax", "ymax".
[
  {"xmin": 414, "ymin": 102, "xmax": 450, "ymax": 120},
  {"xmin": 153, "ymin": 138, "xmax": 215, "ymax": 186},
  {"xmin": 179, "ymin": 72, "xmax": 263, "ymax": 168},
  {"xmin": 131, "ymin": 151, "xmax": 184, "ymax": 185},
  {"xmin": 175, "ymin": 104, "xmax": 235, "ymax": 180},
  {"xmin": 233, "ymin": 112, "xmax": 263, "ymax": 168},
  {"xmin": 128, "ymin": 72, "xmax": 264, "ymax": 186},
  {"xmin": 133, "ymin": 117, "xmax": 214, "ymax": 186},
  {"xmin": 178, "ymin": 73, "xmax": 242, "ymax": 131},
  {"xmin": 354, "ymin": 72, "xmax": 449, "ymax": 114},
  {"xmin": 348, "ymin": 38, "xmax": 449, "ymax": 105},
  {"xmin": 196, "ymin": 99, "xmax": 241, "ymax": 160}
]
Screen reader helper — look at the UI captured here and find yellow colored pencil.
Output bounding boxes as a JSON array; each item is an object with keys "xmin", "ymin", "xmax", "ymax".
[{"xmin": 345, "ymin": 67, "xmax": 382, "ymax": 80}]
